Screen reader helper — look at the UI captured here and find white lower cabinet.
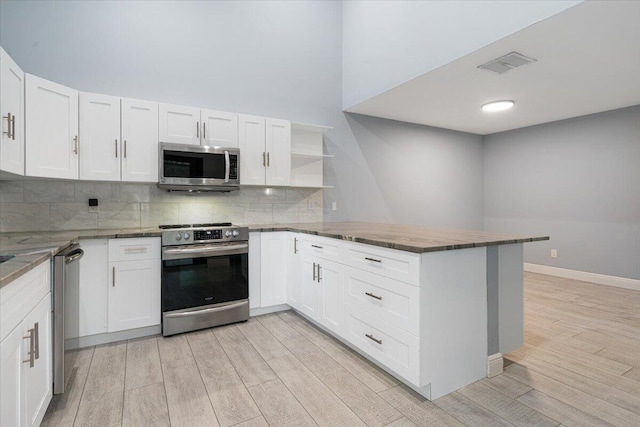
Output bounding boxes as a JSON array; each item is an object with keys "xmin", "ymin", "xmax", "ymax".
[
  {"xmin": 77, "ymin": 239, "xmax": 109, "ymax": 337},
  {"xmin": 260, "ymin": 232, "xmax": 288, "ymax": 307},
  {"xmin": 299, "ymin": 253, "xmax": 319, "ymax": 321},
  {"xmin": 107, "ymin": 238, "xmax": 161, "ymax": 333},
  {"xmin": 0, "ymin": 262, "xmax": 52, "ymax": 427},
  {"xmin": 108, "ymin": 259, "xmax": 161, "ymax": 332}
]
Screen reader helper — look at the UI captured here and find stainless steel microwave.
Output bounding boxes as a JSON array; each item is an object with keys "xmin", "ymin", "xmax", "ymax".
[{"xmin": 158, "ymin": 143, "xmax": 240, "ymax": 192}]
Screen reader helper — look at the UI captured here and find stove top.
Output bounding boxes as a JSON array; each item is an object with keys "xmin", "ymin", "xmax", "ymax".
[{"xmin": 159, "ymin": 222, "xmax": 233, "ymax": 230}]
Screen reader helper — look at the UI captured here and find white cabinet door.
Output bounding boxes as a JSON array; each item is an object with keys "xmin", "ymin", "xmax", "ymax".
[
  {"xmin": 108, "ymin": 259, "xmax": 161, "ymax": 333},
  {"xmin": 121, "ymin": 98, "xmax": 159, "ymax": 182},
  {"xmin": 79, "ymin": 92, "xmax": 121, "ymax": 181},
  {"xmin": 159, "ymin": 103, "xmax": 200, "ymax": 145},
  {"xmin": 317, "ymin": 259, "xmax": 342, "ymax": 336},
  {"xmin": 260, "ymin": 232, "xmax": 287, "ymax": 307},
  {"xmin": 265, "ymin": 118, "xmax": 291, "ymax": 186},
  {"xmin": 78, "ymin": 239, "xmax": 108, "ymax": 337},
  {"xmin": 0, "ymin": 47, "xmax": 25, "ymax": 175},
  {"xmin": 286, "ymin": 233, "xmax": 302, "ymax": 310},
  {"xmin": 201, "ymin": 109, "xmax": 238, "ymax": 148},
  {"xmin": 248, "ymin": 232, "xmax": 261, "ymax": 309},
  {"xmin": 0, "ymin": 324, "xmax": 24, "ymax": 427},
  {"xmin": 25, "ymin": 74, "xmax": 78, "ymax": 179},
  {"xmin": 23, "ymin": 294, "xmax": 52, "ymax": 427},
  {"xmin": 238, "ymin": 114, "xmax": 266, "ymax": 185},
  {"xmin": 299, "ymin": 253, "xmax": 319, "ymax": 321}
]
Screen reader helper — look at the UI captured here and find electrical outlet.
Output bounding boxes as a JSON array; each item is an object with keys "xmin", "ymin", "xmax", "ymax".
[
  {"xmin": 331, "ymin": 201, "xmax": 337, "ymax": 211},
  {"xmin": 550, "ymin": 249, "xmax": 558, "ymax": 258}
]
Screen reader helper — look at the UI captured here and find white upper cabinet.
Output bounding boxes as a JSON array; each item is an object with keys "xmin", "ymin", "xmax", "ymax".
[
  {"xmin": 25, "ymin": 74, "xmax": 79, "ymax": 179},
  {"xmin": 159, "ymin": 103, "xmax": 200, "ymax": 145},
  {"xmin": 201, "ymin": 109, "xmax": 238, "ymax": 147},
  {"xmin": 121, "ymin": 98, "xmax": 159, "ymax": 182},
  {"xmin": 79, "ymin": 92, "xmax": 121, "ymax": 181},
  {"xmin": 238, "ymin": 115, "xmax": 291, "ymax": 186},
  {"xmin": 0, "ymin": 47, "xmax": 25, "ymax": 175},
  {"xmin": 265, "ymin": 118, "xmax": 291, "ymax": 186},
  {"xmin": 238, "ymin": 114, "xmax": 266, "ymax": 185}
]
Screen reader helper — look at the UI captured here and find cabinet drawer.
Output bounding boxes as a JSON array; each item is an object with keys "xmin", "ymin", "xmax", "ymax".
[
  {"xmin": 1, "ymin": 261, "xmax": 50, "ymax": 342},
  {"xmin": 299, "ymin": 235, "xmax": 341, "ymax": 262},
  {"xmin": 343, "ymin": 266, "xmax": 419, "ymax": 335},
  {"xmin": 344, "ymin": 305, "xmax": 420, "ymax": 385},
  {"xmin": 108, "ymin": 237, "xmax": 160, "ymax": 262},
  {"xmin": 343, "ymin": 242, "xmax": 420, "ymax": 286}
]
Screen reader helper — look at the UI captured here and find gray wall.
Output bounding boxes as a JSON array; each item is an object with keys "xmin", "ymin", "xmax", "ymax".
[
  {"xmin": 323, "ymin": 114, "xmax": 485, "ymax": 230},
  {"xmin": 484, "ymin": 105, "xmax": 640, "ymax": 280},
  {"xmin": 0, "ymin": 0, "xmax": 342, "ymax": 125}
]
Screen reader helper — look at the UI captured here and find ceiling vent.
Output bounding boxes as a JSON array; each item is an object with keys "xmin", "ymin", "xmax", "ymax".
[{"xmin": 477, "ymin": 51, "xmax": 537, "ymax": 74}]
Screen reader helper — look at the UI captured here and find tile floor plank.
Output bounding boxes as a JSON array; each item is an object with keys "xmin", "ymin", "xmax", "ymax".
[
  {"xmin": 122, "ymin": 382, "xmax": 170, "ymax": 427},
  {"xmin": 162, "ymin": 356, "xmax": 219, "ymax": 427},
  {"xmin": 74, "ymin": 389, "xmax": 123, "ymax": 427},
  {"xmin": 81, "ymin": 342, "xmax": 126, "ymax": 403},
  {"xmin": 186, "ymin": 329, "xmax": 261, "ymax": 427},
  {"xmin": 256, "ymin": 312, "xmax": 302, "ymax": 342},
  {"xmin": 124, "ymin": 336, "xmax": 162, "ymax": 391},
  {"xmin": 214, "ymin": 324, "xmax": 278, "ymax": 388},
  {"xmin": 283, "ymin": 335, "xmax": 403, "ymax": 426},
  {"xmin": 230, "ymin": 416, "xmax": 269, "ymax": 427},
  {"xmin": 516, "ymin": 389, "xmax": 614, "ymax": 427},
  {"xmin": 434, "ymin": 391, "xmax": 517, "ymax": 427},
  {"xmin": 247, "ymin": 379, "xmax": 317, "ymax": 427},
  {"xmin": 379, "ymin": 385, "xmax": 464, "ymax": 427},
  {"xmin": 481, "ymin": 374, "xmax": 532, "ymax": 399},
  {"xmin": 237, "ymin": 317, "xmax": 291, "ymax": 361},
  {"xmin": 157, "ymin": 333, "xmax": 192, "ymax": 365},
  {"xmin": 267, "ymin": 354, "xmax": 366, "ymax": 426}
]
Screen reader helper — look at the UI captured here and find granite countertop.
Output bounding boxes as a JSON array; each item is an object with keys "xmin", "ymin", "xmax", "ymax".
[
  {"xmin": 245, "ymin": 222, "xmax": 549, "ymax": 253},
  {"xmin": 0, "ymin": 222, "xmax": 548, "ymax": 288}
]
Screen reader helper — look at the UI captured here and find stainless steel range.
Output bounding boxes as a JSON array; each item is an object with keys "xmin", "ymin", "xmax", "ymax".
[{"xmin": 160, "ymin": 222, "xmax": 249, "ymax": 336}]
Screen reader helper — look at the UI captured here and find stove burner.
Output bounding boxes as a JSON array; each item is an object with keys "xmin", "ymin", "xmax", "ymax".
[
  {"xmin": 192, "ymin": 222, "xmax": 233, "ymax": 227},
  {"xmin": 158, "ymin": 224, "xmax": 192, "ymax": 230}
]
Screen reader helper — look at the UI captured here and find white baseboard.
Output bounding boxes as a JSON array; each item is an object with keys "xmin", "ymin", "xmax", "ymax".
[
  {"xmin": 524, "ymin": 263, "xmax": 640, "ymax": 292},
  {"xmin": 487, "ymin": 353, "xmax": 503, "ymax": 378},
  {"xmin": 250, "ymin": 304, "xmax": 290, "ymax": 317}
]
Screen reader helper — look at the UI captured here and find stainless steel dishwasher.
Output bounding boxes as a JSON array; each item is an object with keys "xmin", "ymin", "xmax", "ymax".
[{"xmin": 52, "ymin": 243, "xmax": 84, "ymax": 395}]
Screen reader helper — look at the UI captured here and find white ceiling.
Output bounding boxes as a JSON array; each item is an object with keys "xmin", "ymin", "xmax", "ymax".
[{"xmin": 346, "ymin": 1, "xmax": 640, "ymax": 135}]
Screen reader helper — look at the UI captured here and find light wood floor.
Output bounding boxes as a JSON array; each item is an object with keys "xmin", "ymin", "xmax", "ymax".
[{"xmin": 42, "ymin": 272, "xmax": 640, "ymax": 427}]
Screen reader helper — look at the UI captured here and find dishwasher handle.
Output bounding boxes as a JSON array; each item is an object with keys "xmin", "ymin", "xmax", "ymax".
[{"xmin": 65, "ymin": 248, "xmax": 84, "ymax": 264}]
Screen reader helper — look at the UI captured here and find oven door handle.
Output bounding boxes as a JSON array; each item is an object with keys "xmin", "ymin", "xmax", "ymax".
[
  {"xmin": 162, "ymin": 243, "xmax": 248, "ymax": 260},
  {"xmin": 164, "ymin": 301, "xmax": 247, "ymax": 318}
]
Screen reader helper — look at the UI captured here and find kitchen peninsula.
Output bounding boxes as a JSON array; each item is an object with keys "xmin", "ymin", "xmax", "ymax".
[{"xmin": 1, "ymin": 222, "xmax": 547, "ymax": 401}]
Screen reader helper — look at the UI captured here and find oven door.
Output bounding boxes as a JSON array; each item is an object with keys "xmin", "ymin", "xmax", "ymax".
[{"xmin": 161, "ymin": 242, "xmax": 249, "ymax": 335}]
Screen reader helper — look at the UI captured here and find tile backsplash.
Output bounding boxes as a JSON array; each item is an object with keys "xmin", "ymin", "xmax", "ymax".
[{"xmin": 0, "ymin": 180, "xmax": 323, "ymax": 232}]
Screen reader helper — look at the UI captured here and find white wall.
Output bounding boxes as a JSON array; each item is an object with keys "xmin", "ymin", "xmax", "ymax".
[
  {"xmin": 484, "ymin": 106, "xmax": 640, "ymax": 280},
  {"xmin": 342, "ymin": 0, "xmax": 582, "ymax": 109},
  {"xmin": 324, "ymin": 114, "xmax": 485, "ymax": 230},
  {"xmin": 0, "ymin": 0, "xmax": 342, "ymax": 125}
]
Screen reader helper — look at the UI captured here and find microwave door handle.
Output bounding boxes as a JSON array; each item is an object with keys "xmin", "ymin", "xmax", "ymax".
[{"xmin": 224, "ymin": 150, "xmax": 230, "ymax": 182}]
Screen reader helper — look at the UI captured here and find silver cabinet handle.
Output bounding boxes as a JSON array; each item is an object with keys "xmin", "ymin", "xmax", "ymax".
[
  {"xmin": 294, "ymin": 238, "xmax": 298, "ymax": 254},
  {"xmin": 317, "ymin": 264, "xmax": 321, "ymax": 282},
  {"xmin": 313, "ymin": 262, "xmax": 316, "ymax": 281},
  {"xmin": 112, "ymin": 266, "xmax": 115, "ymax": 287},
  {"xmin": 365, "ymin": 292, "xmax": 382, "ymax": 300},
  {"xmin": 267, "ymin": 152, "xmax": 270, "ymax": 167},
  {"xmin": 263, "ymin": 152, "xmax": 266, "ymax": 167},
  {"xmin": 73, "ymin": 136, "xmax": 79, "ymax": 154},
  {"xmin": 365, "ymin": 257, "xmax": 382, "ymax": 263},
  {"xmin": 23, "ymin": 327, "xmax": 35, "ymax": 367},
  {"xmin": 196, "ymin": 121, "xmax": 200, "ymax": 138},
  {"xmin": 115, "ymin": 139, "xmax": 118, "ymax": 157},
  {"xmin": 311, "ymin": 244, "xmax": 323, "ymax": 249},
  {"xmin": 34, "ymin": 322, "xmax": 40, "ymax": 360},
  {"xmin": 124, "ymin": 140, "xmax": 127, "ymax": 158},
  {"xmin": 203, "ymin": 122, "xmax": 206, "ymax": 139},
  {"xmin": 365, "ymin": 333, "xmax": 382, "ymax": 345},
  {"xmin": 3, "ymin": 112, "xmax": 14, "ymax": 139}
]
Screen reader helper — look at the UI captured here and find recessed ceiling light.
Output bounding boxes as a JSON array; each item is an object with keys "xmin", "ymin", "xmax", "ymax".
[{"xmin": 482, "ymin": 100, "xmax": 515, "ymax": 112}]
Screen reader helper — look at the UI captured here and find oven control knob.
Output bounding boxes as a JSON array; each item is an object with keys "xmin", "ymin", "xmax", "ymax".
[
  {"xmin": 225, "ymin": 230, "xmax": 232, "ymax": 238},
  {"xmin": 184, "ymin": 233, "xmax": 190, "ymax": 240},
  {"xmin": 175, "ymin": 233, "xmax": 182, "ymax": 241},
  {"xmin": 232, "ymin": 230, "xmax": 239, "ymax": 237}
]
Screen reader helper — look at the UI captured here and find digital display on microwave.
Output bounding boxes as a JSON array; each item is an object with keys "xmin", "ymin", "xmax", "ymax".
[{"xmin": 163, "ymin": 150, "xmax": 226, "ymax": 179}]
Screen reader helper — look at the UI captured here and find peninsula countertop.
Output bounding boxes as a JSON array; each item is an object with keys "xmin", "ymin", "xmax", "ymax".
[{"xmin": 0, "ymin": 222, "xmax": 548, "ymax": 288}]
